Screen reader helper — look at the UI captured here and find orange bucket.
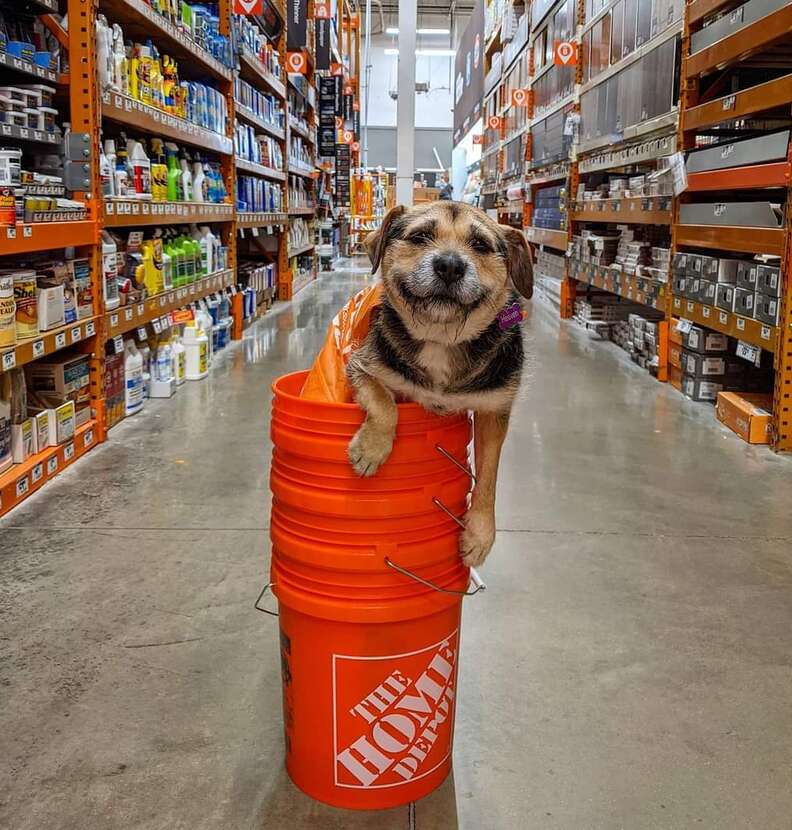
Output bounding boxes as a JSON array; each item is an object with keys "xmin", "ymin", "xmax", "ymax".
[{"xmin": 259, "ymin": 371, "xmax": 481, "ymax": 810}]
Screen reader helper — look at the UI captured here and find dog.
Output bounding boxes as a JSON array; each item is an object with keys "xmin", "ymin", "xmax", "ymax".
[{"xmin": 345, "ymin": 200, "xmax": 533, "ymax": 567}]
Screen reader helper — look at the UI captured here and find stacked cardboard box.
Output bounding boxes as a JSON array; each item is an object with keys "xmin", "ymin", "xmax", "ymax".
[{"xmin": 610, "ymin": 311, "xmax": 664, "ymax": 373}]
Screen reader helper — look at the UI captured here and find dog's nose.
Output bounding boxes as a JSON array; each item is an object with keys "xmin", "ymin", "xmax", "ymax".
[{"xmin": 433, "ymin": 253, "xmax": 466, "ymax": 285}]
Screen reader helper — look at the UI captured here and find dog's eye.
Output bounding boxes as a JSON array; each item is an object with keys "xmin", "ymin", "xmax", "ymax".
[
  {"xmin": 407, "ymin": 231, "xmax": 434, "ymax": 245},
  {"xmin": 469, "ymin": 236, "xmax": 493, "ymax": 254}
]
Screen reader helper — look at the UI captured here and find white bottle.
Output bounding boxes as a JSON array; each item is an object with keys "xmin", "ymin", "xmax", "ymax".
[
  {"xmin": 101, "ymin": 230, "xmax": 121, "ymax": 311},
  {"xmin": 199, "ymin": 225, "xmax": 216, "ymax": 274},
  {"xmin": 103, "ymin": 139, "xmax": 117, "ymax": 198},
  {"xmin": 191, "ymin": 224, "xmax": 211, "ymax": 275},
  {"xmin": 180, "ymin": 157, "xmax": 193, "ymax": 202},
  {"xmin": 111, "ymin": 24, "xmax": 127, "ymax": 94},
  {"xmin": 140, "ymin": 343, "xmax": 151, "ymax": 398},
  {"xmin": 124, "ymin": 340, "xmax": 144, "ymax": 416},
  {"xmin": 194, "ymin": 304, "xmax": 214, "ymax": 366},
  {"xmin": 183, "ymin": 324, "xmax": 209, "ymax": 380},
  {"xmin": 192, "ymin": 157, "xmax": 207, "ymax": 202},
  {"xmin": 155, "ymin": 341, "xmax": 172, "ymax": 382},
  {"xmin": 127, "ymin": 139, "xmax": 152, "ymax": 200},
  {"xmin": 99, "ymin": 143, "xmax": 113, "ymax": 198},
  {"xmin": 96, "ymin": 15, "xmax": 113, "ymax": 91},
  {"xmin": 171, "ymin": 333, "xmax": 186, "ymax": 385}
]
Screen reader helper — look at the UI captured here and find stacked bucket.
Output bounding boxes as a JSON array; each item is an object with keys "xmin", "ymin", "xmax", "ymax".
[{"xmin": 266, "ymin": 370, "xmax": 474, "ymax": 810}]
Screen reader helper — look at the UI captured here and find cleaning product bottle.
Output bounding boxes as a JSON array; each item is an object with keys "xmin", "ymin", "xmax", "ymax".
[
  {"xmin": 194, "ymin": 303, "xmax": 214, "ymax": 366},
  {"xmin": 124, "ymin": 339, "xmax": 145, "ymax": 416},
  {"xmin": 165, "ymin": 142, "xmax": 180, "ymax": 201},
  {"xmin": 126, "ymin": 138, "xmax": 152, "ymax": 200},
  {"xmin": 139, "ymin": 341, "xmax": 151, "ymax": 398},
  {"xmin": 185, "ymin": 234, "xmax": 201, "ymax": 281},
  {"xmin": 190, "ymin": 224, "xmax": 209, "ymax": 276},
  {"xmin": 150, "ymin": 138, "xmax": 168, "ymax": 202},
  {"xmin": 101, "ymin": 231, "xmax": 121, "ymax": 311},
  {"xmin": 192, "ymin": 155, "xmax": 207, "ymax": 202},
  {"xmin": 183, "ymin": 322, "xmax": 209, "ymax": 380},
  {"xmin": 155, "ymin": 338, "xmax": 172, "ymax": 382},
  {"xmin": 179, "ymin": 152, "xmax": 193, "ymax": 201},
  {"xmin": 136, "ymin": 43, "xmax": 152, "ymax": 105},
  {"xmin": 149, "ymin": 41, "xmax": 163, "ymax": 110},
  {"xmin": 96, "ymin": 15, "xmax": 113, "ymax": 91},
  {"xmin": 128, "ymin": 43, "xmax": 139, "ymax": 100},
  {"xmin": 100, "ymin": 141, "xmax": 113, "ymax": 198},
  {"xmin": 157, "ymin": 231, "xmax": 174, "ymax": 290},
  {"xmin": 171, "ymin": 330, "xmax": 186, "ymax": 385},
  {"xmin": 103, "ymin": 139, "xmax": 117, "ymax": 198},
  {"xmin": 112, "ymin": 24, "xmax": 128, "ymax": 94}
]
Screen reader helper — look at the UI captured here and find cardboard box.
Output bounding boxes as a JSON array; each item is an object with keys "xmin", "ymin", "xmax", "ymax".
[
  {"xmin": 25, "ymin": 353, "xmax": 89, "ymax": 399},
  {"xmin": 685, "ymin": 253, "xmax": 703, "ymax": 277},
  {"xmin": 684, "ymin": 325, "xmax": 729, "ymax": 354},
  {"xmin": 32, "ymin": 411, "xmax": 50, "ymax": 453},
  {"xmin": 683, "ymin": 350, "xmax": 744, "ymax": 378},
  {"xmin": 687, "ymin": 277, "xmax": 703, "ymax": 301},
  {"xmin": 715, "ymin": 283, "xmax": 735, "ymax": 312},
  {"xmin": 736, "ymin": 260, "xmax": 758, "ymax": 291},
  {"xmin": 700, "ymin": 255, "xmax": 718, "ymax": 280},
  {"xmin": 682, "ymin": 375, "xmax": 724, "ymax": 402},
  {"xmin": 699, "ymin": 279, "xmax": 717, "ymax": 306},
  {"xmin": 672, "ymin": 275, "xmax": 688, "ymax": 297},
  {"xmin": 37, "ymin": 284, "xmax": 65, "ymax": 331},
  {"xmin": 754, "ymin": 293, "xmax": 780, "ymax": 326},
  {"xmin": 11, "ymin": 418, "xmax": 34, "ymax": 463},
  {"xmin": 672, "ymin": 252, "xmax": 687, "ymax": 276},
  {"xmin": 716, "ymin": 391, "xmax": 773, "ymax": 444},
  {"xmin": 669, "ymin": 363, "xmax": 683, "ymax": 390},
  {"xmin": 734, "ymin": 287, "xmax": 755, "ymax": 317},
  {"xmin": 716, "ymin": 258, "xmax": 740, "ymax": 284},
  {"xmin": 669, "ymin": 342, "xmax": 684, "ymax": 369},
  {"xmin": 670, "ymin": 323, "xmax": 684, "ymax": 346},
  {"xmin": 756, "ymin": 264, "xmax": 782, "ymax": 297}
]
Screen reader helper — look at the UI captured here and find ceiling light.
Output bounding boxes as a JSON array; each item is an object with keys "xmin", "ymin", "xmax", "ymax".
[
  {"xmin": 384, "ymin": 48, "xmax": 399, "ymax": 55},
  {"xmin": 383, "ymin": 48, "xmax": 457, "ymax": 56},
  {"xmin": 385, "ymin": 27, "xmax": 451, "ymax": 35}
]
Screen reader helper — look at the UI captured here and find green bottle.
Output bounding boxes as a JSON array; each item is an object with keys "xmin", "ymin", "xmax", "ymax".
[{"xmin": 165, "ymin": 142, "xmax": 180, "ymax": 202}]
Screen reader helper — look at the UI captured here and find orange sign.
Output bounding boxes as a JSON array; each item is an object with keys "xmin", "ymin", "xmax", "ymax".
[
  {"xmin": 335, "ymin": 116, "xmax": 343, "ymax": 128},
  {"xmin": 511, "ymin": 88, "xmax": 529, "ymax": 107},
  {"xmin": 331, "ymin": 63, "xmax": 344, "ymax": 76},
  {"xmin": 315, "ymin": 0, "xmax": 330, "ymax": 17},
  {"xmin": 286, "ymin": 51, "xmax": 308, "ymax": 74},
  {"xmin": 343, "ymin": 83, "xmax": 353, "ymax": 95},
  {"xmin": 554, "ymin": 40, "xmax": 577, "ymax": 65},
  {"xmin": 343, "ymin": 130, "xmax": 354, "ymax": 144},
  {"xmin": 351, "ymin": 141, "xmax": 360, "ymax": 152},
  {"xmin": 353, "ymin": 101, "xmax": 360, "ymax": 112},
  {"xmin": 233, "ymin": 0, "xmax": 262, "ymax": 13},
  {"xmin": 472, "ymin": 134, "xmax": 484, "ymax": 145},
  {"xmin": 486, "ymin": 115, "xmax": 502, "ymax": 130}
]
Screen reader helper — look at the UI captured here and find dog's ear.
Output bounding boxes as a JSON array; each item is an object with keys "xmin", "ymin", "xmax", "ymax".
[
  {"xmin": 365, "ymin": 205, "xmax": 406, "ymax": 273},
  {"xmin": 501, "ymin": 226, "xmax": 534, "ymax": 300}
]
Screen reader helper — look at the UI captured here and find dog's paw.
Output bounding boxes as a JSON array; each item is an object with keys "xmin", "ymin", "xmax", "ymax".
[
  {"xmin": 348, "ymin": 424, "xmax": 394, "ymax": 477},
  {"xmin": 460, "ymin": 510, "xmax": 496, "ymax": 568}
]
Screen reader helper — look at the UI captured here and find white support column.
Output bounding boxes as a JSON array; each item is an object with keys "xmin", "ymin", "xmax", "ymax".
[{"xmin": 396, "ymin": 0, "xmax": 417, "ymax": 206}]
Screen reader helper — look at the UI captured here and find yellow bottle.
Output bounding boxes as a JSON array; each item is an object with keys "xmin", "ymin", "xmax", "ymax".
[
  {"xmin": 141, "ymin": 240, "xmax": 163, "ymax": 295},
  {"xmin": 128, "ymin": 46, "xmax": 139, "ymax": 100}
]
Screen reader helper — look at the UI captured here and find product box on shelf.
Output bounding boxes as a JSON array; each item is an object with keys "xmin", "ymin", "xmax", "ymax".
[
  {"xmin": 756, "ymin": 264, "xmax": 782, "ymax": 297},
  {"xmin": 734, "ymin": 288, "xmax": 755, "ymax": 318},
  {"xmin": 716, "ymin": 258, "xmax": 740, "ymax": 284},
  {"xmin": 29, "ymin": 399, "xmax": 76, "ymax": 447},
  {"xmin": 682, "ymin": 350, "xmax": 744, "ymax": 379},
  {"xmin": 754, "ymin": 294, "xmax": 780, "ymax": 326},
  {"xmin": 11, "ymin": 418, "xmax": 34, "ymax": 463},
  {"xmin": 25, "ymin": 353, "xmax": 89, "ymax": 398},
  {"xmin": 699, "ymin": 280, "xmax": 717, "ymax": 306},
  {"xmin": 681, "ymin": 376, "xmax": 725, "ymax": 403},
  {"xmin": 716, "ymin": 391, "xmax": 774, "ymax": 445},
  {"xmin": 683, "ymin": 325, "xmax": 729, "ymax": 354},
  {"xmin": 736, "ymin": 261, "xmax": 759, "ymax": 291},
  {"xmin": 715, "ymin": 284, "xmax": 735, "ymax": 313},
  {"xmin": 669, "ymin": 342, "xmax": 683, "ymax": 369}
]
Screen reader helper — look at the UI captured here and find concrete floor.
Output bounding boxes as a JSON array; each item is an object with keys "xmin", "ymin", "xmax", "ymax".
[{"xmin": 2, "ymin": 263, "xmax": 792, "ymax": 830}]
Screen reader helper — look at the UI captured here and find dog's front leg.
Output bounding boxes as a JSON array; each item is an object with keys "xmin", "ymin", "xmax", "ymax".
[
  {"xmin": 347, "ymin": 360, "xmax": 398, "ymax": 477},
  {"xmin": 461, "ymin": 409, "xmax": 510, "ymax": 567}
]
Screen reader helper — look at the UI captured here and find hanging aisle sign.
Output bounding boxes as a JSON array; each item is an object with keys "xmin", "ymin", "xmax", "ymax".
[
  {"xmin": 335, "ymin": 143, "xmax": 351, "ymax": 206},
  {"xmin": 316, "ymin": 17, "xmax": 331, "ymax": 70},
  {"xmin": 319, "ymin": 76, "xmax": 337, "ymax": 157},
  {"xmin": 234, "ymin": 0, "xmax": 262, "ymax": 13},
  {"xmin": 314, "ymin": 0, "xmax": 331, "ymax": 17},
  {"xmin": 554, "ymin": 41, "xmax": 577, "ymax": 65},
  {"xmin": 511, "ymin": 88, "xmax": 529, "ymax": 107},
  {"xmin": 286, "ymin": 51, "xmax": 308, "ymax": 74},
  {"xmin": 353, "ymin": 108, "xmax": 360, "ymax": 140},
  {"xmin": 287, "ymin": 0, "xmax": 308, "ymax": 48}
]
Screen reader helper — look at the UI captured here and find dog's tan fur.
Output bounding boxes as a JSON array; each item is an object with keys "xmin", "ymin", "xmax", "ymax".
[{"xmin": 346, "ymin": 201, "xmax": 532, "ymax": 567}]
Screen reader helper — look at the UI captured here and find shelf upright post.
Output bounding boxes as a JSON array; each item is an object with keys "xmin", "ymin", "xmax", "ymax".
[
  {"xmin": 277, "ymin": 15, "xmax": 291, "ymax": 300},
  {"xmin": 219, "ymin": 0, "xmax": 237, "ymax": 281},
  {"xmin": 772, "ymin": 152, "xmax": 792, "ymax": 450},
  {"xmin": 67, "ymin": 0, "xmax": 106, "ymax": 440}
]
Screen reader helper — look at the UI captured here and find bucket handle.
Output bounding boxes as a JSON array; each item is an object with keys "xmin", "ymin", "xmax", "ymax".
[
  {"xmin": 254, "ymin": 583, "xmax": 279, "ymax": 617},
  {"xmin": 384, "ymin": 557, "xmax": 486, "ymax": 597},
  {"xmin": 435, "ymin": 443, "xmax": 476, "ymax": 485}
]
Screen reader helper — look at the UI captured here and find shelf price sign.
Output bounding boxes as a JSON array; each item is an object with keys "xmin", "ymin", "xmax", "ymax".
[{"xmin": 736, "ymin": 340, "xmax": 762, "ymax": 366}]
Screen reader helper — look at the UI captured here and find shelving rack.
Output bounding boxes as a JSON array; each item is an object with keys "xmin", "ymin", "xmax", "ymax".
[
  {"xmin": 479, "ymin": 0, "xmax": 791, "ymax": 450},
  {"xmin": 0, "ymin": 0, "xmax": 361, "ymax": 517}
]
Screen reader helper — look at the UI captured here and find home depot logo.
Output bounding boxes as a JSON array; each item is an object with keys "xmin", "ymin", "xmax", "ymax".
[{"xmin": 333, "ymin": 632, "xmax": 459, "ymax": 788}]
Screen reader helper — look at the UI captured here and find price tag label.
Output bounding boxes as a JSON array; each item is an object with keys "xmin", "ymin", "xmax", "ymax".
[
  {"xmin": 23, "ymin": 226, "xmax": 32, "ymax": 238},
  {"xmin": 723, "ymin": 95, "xmax": 736, "ymax": 111},
  {"xmin": 702, "ymin": 306, "xmax": 710, "ymax": 319},
  {"xmin": 125, "ymin": 308, "xmax": 134, "ymax": 322},
  {"xmin": 2, "ymin": 351, "xmax": 16, "ymax": 370},
  {"xmin": 7, "ymin": 227, "xmax": 16, "ymax": 239},
  {"xmin": 152, "ymin": 318, "xmax": 162, "ymax": 334},
  {"xmin": 86, "ymin": 321, "xmax": 95, "ymax": 336},
  {"xmin": 761, "ymin": 326, "xmax": 771, "ymax": 340},
  {"xmin": 84, "ymin": 429, "xmax": 94, "ymax": 447},
  {"xmin": 686, "ymin": 301, "xmax": 695, "ymax": 313},
  {"xmin": 16, "ymin": 476, "xmax": 29, "ymax": 497},
  {"xmin": 675, "ymin": 318, "xmax": 693, "ymax": 334},
  {"xmin": 736, "ymin": 340, "xmax": 761, "ymax": 366},
  {"xmin": 673, "ymin": 298, "xmax": 681, "ymax": 309},
  {"xmin": 64, "ymin": 443, "xmax": 75, "ymax": 461},
  {"xmin": 32, "ymin": 340, "xmax": 45, "ymax": 358},
  {"xmin": 736, "ymin": 317, "xmax": 746, "ymax": 331},
  {"xmin": 31, "ymin": 463, "xmax": 43, "ymax": 484},
  {"xmin": 137, "ymin": 303, "xmax": 145, "ymax": 315},
  {"xmin": 47, "ymin": 456, "xmax": 58, "ymax": 474},
  {"xmin": 110, "ymin": 313, "xmax": 119, "ymax": 327},
  {"xmin": 113, "ymin": 335, "xmax": 125, "ymax": 354},
  {"xmin": 55, "ymin": 332, "xmax": 66, "ymax": 349},
  {"xmin": 137, "ymin": 327, "xmax": 148, "ymax": 340},
  {"xmin": 719, "ymin": 311, "xmax": 728, "ymax": 325},
  {"xmin": 160, "ymin": 316, "xmax": 171, "ymax": 329},
  {"xmin": 159, "ymin": 296, "xmax": 166, "ymax": 307}
]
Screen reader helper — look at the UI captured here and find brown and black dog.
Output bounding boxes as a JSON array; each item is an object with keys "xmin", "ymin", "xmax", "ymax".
[{"xmin": 346, "ymin": 200, "xmax": 533, "ymax": 567}]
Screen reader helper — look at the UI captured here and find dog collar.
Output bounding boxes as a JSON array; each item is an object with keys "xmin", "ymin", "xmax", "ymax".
[{"xmin": 496, "ymin": 301, "xmax": 526, "ymax": 330}]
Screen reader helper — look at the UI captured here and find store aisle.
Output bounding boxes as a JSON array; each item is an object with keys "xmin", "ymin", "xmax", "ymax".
[{"xmin": 2, "ymin": 266, "xmax": 792, "ymax": 830}]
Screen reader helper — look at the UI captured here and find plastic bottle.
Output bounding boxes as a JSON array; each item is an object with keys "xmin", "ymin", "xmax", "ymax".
[
  {"xmin": 165, "ymin": 142, "xmax": 180, "ymax": 201},
  {"xmin": 192, "ymin": 156, "xmax": 207, "ymax": 202},
  {"xmin": 191, "ymin": 224, "xmax": 210, "ymax": 275},
  {"xmin": 155, "ymin": 339, "xmax": 172, "ymax": 382},
  {"xmin": 183, "ymin": 323, "xmax": 208, "ymax": 380},
  {"xmin": 171, "ymin": 331, "xmax": 186, "ymax": 385},
  {"xmin": 100, "ymin": 142, "xmax": 113, "ymax": 198},
  {"xmin": 128, "ymin": 45, "xmax": 139, "ymax": 100},
  {"xmin": 179, "ymin": 154, "xmax": 193, "ymax": 201},
  {"xmin": 185, "ymin": 235, "xmax": 201, "ymax": 281},
  {"xmin": 194, "ymin": 304, "xmax": 214, "ymax": 366},
  {"xmin": 127, "ymin": 139, "xmax": 152, "ymax": 200},
  {"xmin": 139, "ymin": 342, "xmax": 151, "ymax": 398},
  {"xmin": 136, "ymin": 44, "xmax": 153, "ymax": 105},
  {"xmin": 96, "ymin": 15, "xmax": 113, "ymax": 91},
  {"xmin": 124, "ymin": 339, "xmax": 144, "ymax": 416},
  {"xmin": 112, "ymin": 24, "xmax": 128, "ymax": 94},
  {"xmin": 101, "ymin": 231, "xmax": 121, "ymax": 311},
  {"xmin": 150, "ymin": 138, "xmax": 168, "ymax": 202}
]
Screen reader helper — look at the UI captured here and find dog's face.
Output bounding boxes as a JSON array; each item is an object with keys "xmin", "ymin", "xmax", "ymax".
[{"xmin": 365, "ymin": 202, "xmax": 533, "ymax": 337}]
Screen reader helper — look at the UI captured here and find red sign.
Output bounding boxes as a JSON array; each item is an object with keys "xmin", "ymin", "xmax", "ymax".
[
  {"xmin": 472, "ymin": 134, "xmax": 484, "ymax": 145},
  {"xmin": 554, "ymin": 40, "xmax": 577, "ymax": 66},
  {"xmin": 511, "ymin": 88, "xmax": 529, "ymax": 107},
  {"xmin": 343, "ymin": 83, "xmax": 353, "ymax": 95},
  {"xmin": 286, "ymin": 51, "xmax": 308, "ymax": 74},
  {"xmin": 333, "ymin": 632, "xmax": 459, "ymax": 789},
  {"xmin": 315, "ymin": 0, "xmax": 330, "ymax": 17},
  {"xmin": 486, "ymin": 115, "xmax": 502, "ymax": 130},
  {"xmin": 331, "ymin": 62, "xmax": 344, "ymax": 76},
  {"xmin": 233, "ymin": 0, "xmax": 262, "ymax": 13}
]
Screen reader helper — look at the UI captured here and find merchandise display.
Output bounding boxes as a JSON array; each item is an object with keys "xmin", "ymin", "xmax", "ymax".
[{"xmin": 0, "ymin": 0, "xmax": 358, "ymax": 516}]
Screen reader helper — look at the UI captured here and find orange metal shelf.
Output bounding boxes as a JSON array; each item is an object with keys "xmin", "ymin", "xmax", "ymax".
[
  {"xmin": 105, "ymin": 270, "xmax": 235, "ymax": 339},
  {"xmin": 239, "ymin": 49, "xmax": 286, "ymax": 99},
  {"xmin": 1, "ymin": 317, "xmax": 99, "ymax": 374},
  {"xmin": 571, "ymin": 198, "xmax": 672, "ymax": 225},
  {"xmin": 235, "ymin": 158, "xmax": 287, "ymax": 180},
  {"xmin": 99, "ymin": 0, "xmax": 231, "ymax": 81},
  {"xmin": 0, "ymin": 421, "xmax": 98, "ymax": 520},
  {"xmin": 104, "ymin": 200, "xmax": 234, "ymax": 226},
  {"xmin": 524, "ymin": 226, "xmax": 568, "ymax": 251},
  {"xmin": 684, "ymin": 74, "xmax": 792, "ymax": 131},
  {"xmin": 671, "ymin": 296, "xmax": 777, "ymax": 351},
  {"xmin": 686, "ymin": 162, "xmax": 791, "ymax": 191},
  {"xmin": 686, "ymin": 5, "xmax": 792, "ymax": 78},
  {"xmin": 288, "ymin": 243, "xmax": 315, "ymax": 258},
  {"xmin": 0, "ymin": 219, "xmax": 96, "ymax": 255},
  {"xmin": 102, "ymin": 92, "xmax": 233, "ymax": 155},
  {"xmin": 288, "ymin": 206, "xmax": 316, "ymax": 216},
  {"xmin": 675, "ymin": 224, "xmax": 786, "ymax": 256},
  {"xmin": 238, "ymin": 212, "xmax": 288, "ymax": 228},
  {"xmin": 574, "ymin": 263, "xmax": 667, "ymax": 311},
  {"xmin": 235, "ymin": 104, "xmax": 286, "ymax": 140}
]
